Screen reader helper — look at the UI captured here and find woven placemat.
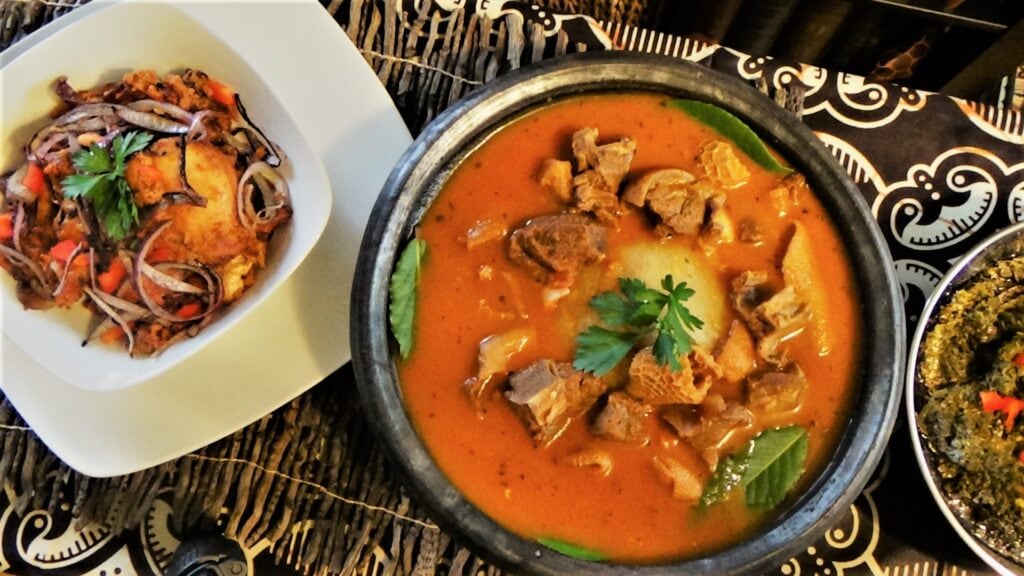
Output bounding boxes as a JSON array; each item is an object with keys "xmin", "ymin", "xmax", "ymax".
[{"xmin": 0, "ymin": 1, "xmax": 654, "ymax": 575}]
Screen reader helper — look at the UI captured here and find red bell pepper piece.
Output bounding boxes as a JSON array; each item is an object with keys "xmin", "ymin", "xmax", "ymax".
[
  {"xmin": 49, "ymin": 239, "xmax": 79, "ymax": 263},
  {"xmin": 0, "ymin": 213, "xmax": 13, "ymax": 242},
  {"xmin": 22, "ymin": 163, "xmax": 45, "ymax": 194},
  {"xmin": 97, "ymin": 258, "xmax": 127, "ymax": 293}
]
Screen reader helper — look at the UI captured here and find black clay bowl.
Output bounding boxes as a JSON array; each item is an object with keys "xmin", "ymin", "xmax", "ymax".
[{"xmin": 351, "ymin": 51, "xmax": 904, "ymax": 575}]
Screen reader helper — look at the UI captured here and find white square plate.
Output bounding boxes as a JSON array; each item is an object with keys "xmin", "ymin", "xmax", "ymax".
[
  {"xmin": 1, "ymin": 0, "xmax": 333, "ymax": 392},
  {"xmin": 0, "ymin": 0, "xmax": 412, "ymax": 476}
]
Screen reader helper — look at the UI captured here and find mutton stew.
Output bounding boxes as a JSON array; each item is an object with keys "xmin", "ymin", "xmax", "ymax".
[{"xmin": 391, "ymin": 93, "xmax": 861, "ymax": 562}]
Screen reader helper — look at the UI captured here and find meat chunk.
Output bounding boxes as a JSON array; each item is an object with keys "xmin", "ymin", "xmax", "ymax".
[
  {"xmin": 592, "ymin": 392, "xmax": 651, "ymax": 443},
  {"xmin": 715, "ymin": 320, "xmax": 757, "ymax": 383},
  {"xmin": 652, "ymin": 456, "xmax": 704, "ymax": 500},
  {"xmin": 753, "ymin": 286, "xmax": 811, "ymax": 361},
  {"xmin": 663, "ymin": 396, "xmax": 753, "ymax": 468},
  {"xmin": 573, "ymin": 171, "xmax": 620, "ymax": 223},
  {"xmin": 508, "ymin": 213, "xmax": 606, "ymax": 287},
  {"xmin": 537, "ymin": 159, "xmax": 573, "ymax": 203},
  {"xmin": 563, "ymin": 449, "xmax": 613, "ymax": 476},
  {"xmin": 698, "ymin": 140, "xmax": 749, "ymax": 189},
  {"xmin": 730, "ymin": 272, "xmax": 810, "ymax": 363},
  {"xmin": 626, "ymin": 347, "xmax": 711, "ymax": 406},
  {"xmin": 571, "ymin": 127, "xmax": 636, "ymax": 191},
  {"xmin": 622, "ymin": 168, "xmax": 695, "ymax": 207},
  {"xmin": 506, "ymin": 359, "xmax": 606, "ymax": 446},
  {"xmin": 704, "ymin": 192, "xmax": 734, "ymax": 244},
  {"xmin": 747, "ymin": 366, "xmax": 808, "ymax": 415},
  {"xmin": 768, "ymin": 173, "xmax": 807, "ymax": 216},
  {"xmin": 464, "ymin": 219, "xmax": 507, "ymax": 250},
  {"xmin": 569, "ymin": 127, "xmax": 636, "ymax": 221},
  {"xmin": 730, "ymin": 271, "xmax": 771, "ymax": 324},
  {"xmin": 464, "ymin": 327, "xmax": 535, "ymax": 403}
]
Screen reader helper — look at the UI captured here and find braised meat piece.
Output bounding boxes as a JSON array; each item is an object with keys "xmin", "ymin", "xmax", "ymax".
[
  {"xmin": 663, "ymin": 395, "xmax": 753, "ymax": 468},
  {"xmin": 571, "ymin": 127, "xmax": 636, "ymax": 191},
  {"xmin": 508, "ymin": 213, "xmax": 607, "ymax": 287},
  {"xmin": 537, "ymin": 159, "xmax": 573, "ymax": 203},
  {"xmin": 704, "ymin": 191, "xmax": 734, "ymax": 244},
  {"xmin": 738, "ymin": 220, "xmax": 763, "ymax": 245},
  {"xmin": 592, "ymin": 392, "xmax": 651, "ymax": 443},
  {"xmin": 730, "ymin": 272, "xmax": 810, "ymax": 363},
  {"xmin": 626, "ymin": 346, "xmax": 712, "ymax": 405},
  {"xmin": 623, "ymin": 169, "xmax": 704, "ymax": 236},
  {"xmin": 464, "ymin": 327, "xmax": 535, "ymax": 402},
  {"xmin": 747, "ymin": 366, "xmax": 808, "ymax": 415},
  {"xmin": 753, "ymin": 286, "xmax": 811, "ymax": 361},
  {"xmin": 506, "ymin": 359, "xmax": 606, "ymax": 446},
  {"xmin": 652, "ymin": 456, "xmax": 704, "ymax": 500},
  {"xmin": 768, "ymin": 172, "xmax": 807, "ymax": 216},
  {"xmin": 569, "ymin": 127, "xmax": 636, "ymax": 221}
]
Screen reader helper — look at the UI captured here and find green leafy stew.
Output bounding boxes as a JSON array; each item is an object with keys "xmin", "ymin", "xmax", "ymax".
[{"xmin": 388, "ymin": 93, "xmax": 860, "ymax": 562}]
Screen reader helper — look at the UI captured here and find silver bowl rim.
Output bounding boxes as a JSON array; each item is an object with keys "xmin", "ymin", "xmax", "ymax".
[{"xmin": 905, "ymin": 220, "xmax": 1024, "ymax": 576}]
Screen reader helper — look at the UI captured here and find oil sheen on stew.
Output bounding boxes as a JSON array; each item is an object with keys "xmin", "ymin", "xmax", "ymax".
[{"xmin": 397, "ymin": 93, "xmax": 861, "ymax": 562}]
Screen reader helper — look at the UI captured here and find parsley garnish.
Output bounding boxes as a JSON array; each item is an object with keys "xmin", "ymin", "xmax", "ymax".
[
  {"xmin": 62, "ymin": 131, "xmax": 153, "ymax": 240},
  {"xmin": 573, "ymin": 275, "xmax": 704, "ymax": 375}
]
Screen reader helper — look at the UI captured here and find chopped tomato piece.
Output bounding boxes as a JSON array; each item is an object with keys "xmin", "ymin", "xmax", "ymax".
[
  {"xmin": 208, "ymin": 79, "xmax": 235, "ymax": 109},
  {"xmin": 22, "ymin": 163, "xmax": 46, "ymax": 194},
  {"xmin": 97, "ymin": 258, "xmax": 127, "ymax": 293},
  {"xmin": 1019, "ymin": 451, "xmax": 1024, "ymax": 465},
  {"xmin": 0, "ymin": 213, "xmax": 12, "ymax": 241},
  {"xmin": 981, "ymin": 390, "xmax": 1006, "ymax": 412},
  {"xmin": 147, "ymin": 245, "xmax": 174, "ymax": 263},
  {"xmin": 100, "ymin": 325, "xmax": 126, "ymax": 344},
  {"xmin": 176, "ymin": 302, "xmax": 202, "ymax": 319},
  {"xmin": 1013, "ymin": 353, "xmax": 1024, "ymax": 368},
  {"xmin": 49, "ymin": 239, "xmax": 79, "ymax": 263}
]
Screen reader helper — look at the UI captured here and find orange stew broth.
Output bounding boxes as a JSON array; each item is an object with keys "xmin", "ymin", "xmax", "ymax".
[{"xmin": 398, "ymin": 93, "xmax": 861, "ymax": 562}]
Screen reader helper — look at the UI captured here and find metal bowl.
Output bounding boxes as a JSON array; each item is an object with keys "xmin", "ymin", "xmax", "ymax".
[
  {"xmin": 351, "ymin": 51, "xmax": 905, "ymax": 575},
  {"xmin": 906, "ymin": 221, "xmax": 1024, "ymax": 576}
]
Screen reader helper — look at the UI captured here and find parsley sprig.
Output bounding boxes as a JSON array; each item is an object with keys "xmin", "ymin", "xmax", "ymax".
[
  {"xmin": 573, "ymin": 275, "xmax": 704, "ymax": 376},
  {"xmin": 62, "ymin": 131, "xmax": 153, "ymax": 240}
]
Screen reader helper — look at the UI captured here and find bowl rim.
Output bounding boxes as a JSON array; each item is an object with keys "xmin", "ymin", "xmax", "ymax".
[
  {"xmin": 352, "ymin": 50, "xmax": 905, "ymax": 575},
  {"xmin": 905, "ymin": 220, "xmax": 1024, "ymax": 576}
]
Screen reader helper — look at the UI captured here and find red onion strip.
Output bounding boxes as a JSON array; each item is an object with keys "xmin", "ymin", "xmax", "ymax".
[
  {"xmin": 176, "ymin": 136, "xmax": 206, "ymax": 207},
  {"xmin": 82, "ymin": 287, "xmax": 136, "ymax": 355},
  {"xmin": 0, "ymin": 244, "xmax": 51, "ymax": 295},
  {"xmin": 139, "ymin": 261, "xmax": 205, "ymax": 294},
  {"xmin": 128, "ymin": 99, "xmax": 194, "ymax": 123},
  {"xmin": 114, "ymin": 107, "xmax": 188, "ymax": 134},
  {"xmin": 52, "ymin": 242, "xmax": 84, "ymax": 297}
]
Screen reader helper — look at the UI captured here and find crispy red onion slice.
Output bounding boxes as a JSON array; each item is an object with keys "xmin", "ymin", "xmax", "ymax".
[
  {"xmin": 0, "ymin": 244, "xmax": 50, "ymax": 296},
  {"xmin": 82, "ymin": 287, "xmax": 136, "ymax": 355},
  {"xmin": 128, "ymin": 99, "xmax": 194, "ymax": 123},
  {"xmin": 236, "ymin": 161, "xmax": 289, "ymax": 229},
  {"xmin": 52, "ymin": 241, "xmax": 84, "ymax": 297},
  {"xmin": 139, "ymin": 261, "xmax": 205, "ymax": 294},
  {"xmin": 92, "ymin": 289, "xmax": 151, "ymax": 317},
  {"xmin": 234, "ymin": 95, "xmax": 281, "ymax": 166},
  {"xmin": 187, "ymin": 110, "xmax": 212, "ymax": 141},
  {"xmin": 114, "ymin": 107, "xmax": 188, "ymax": 134}
]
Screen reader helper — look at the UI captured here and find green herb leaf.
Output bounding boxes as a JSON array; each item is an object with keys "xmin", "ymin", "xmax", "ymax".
[
  {"xmin": 536, "ymin": 537, "xmax": 606, "ymax": 561},
  {"xmin": 699, "ymin": 448, "xmax": 752, "ymax": 509},
  {"xmin": 573, "ymin": 326, "xmax": 641, "ymax": 376},
  {"xmin": 589, "ymin": 291, "xmax": 636, "ymax": 327},
  {"xmin": 389, "ymin": 238, "xmax": 427, "ymax": 359},
  {"xmin": 742, "ymin": 426, "xmax": 809, "ymax": 509},
  {"xmin": 672, "ymin": 99, "xmax": 793, "ymax": 175},
  {"xmin": 574, "ymin": 275, "xmax": 703, "ymax": 374},
  {"xmin": 61, "ymin": 130, "xmax": 152, "ymax": 240}
]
